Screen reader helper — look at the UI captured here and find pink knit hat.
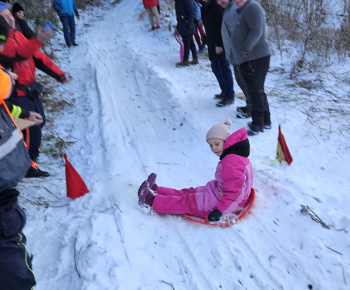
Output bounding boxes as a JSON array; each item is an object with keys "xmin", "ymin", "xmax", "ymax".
[{"xmin": 206, "ymin": 119, "xmax": 232, "ymax": 141}]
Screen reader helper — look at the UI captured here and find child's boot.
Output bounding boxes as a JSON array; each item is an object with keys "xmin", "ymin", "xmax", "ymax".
[
  {"xmin": 138, "ymin": 181, "xmax": 155, "ymax": 207},
  {"xmin": 147, "ymin": 173, "xmax": 158, "ymax": 191},
  {"xmin": 151, "ymin": 25, "xmax": 156, "ymax": 31}
]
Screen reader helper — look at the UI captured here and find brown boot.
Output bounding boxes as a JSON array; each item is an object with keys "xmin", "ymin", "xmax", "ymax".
[
  {"xmin": 190, "ymin": 59, "xmax": 199, "ymax": 65},
  {"xmin": 176, "ymin": 60, "xmax": 190, "ymax": 67}
]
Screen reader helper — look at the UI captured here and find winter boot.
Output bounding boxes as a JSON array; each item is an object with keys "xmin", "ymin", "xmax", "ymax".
[
  {"xmin": 138, "ymin": 181, "xmax": 155, "ymax": 207},
  {"xmin": 176, "ymin": 60, "xmax": 190, "ymax": 67},
  {"xmin": 190, "ymin": 59, "xmax": 199, "ymax": 65},
  {"xmin": 147, "ymin": 173, "xmax": 158, "ymax": 191},
  {"xmin": 236, "ymin": 106, "xmax": 252, "ymax": 119},
  {"xmin": 151, "ymin": 25, "xmax": 156, "ymax": 31},
  {"xmin": 156, "ymin": 24, "xmax": 160, "ymax": 29},
  {"xmin": 214, "ymin": 92, "xmax": 225, "ymax": 100},
  {"xmin": 216, "ymin": 98, "xmax": 234, "ymax": 107},
  {"xmin": 247, "ymin": 122, "xmax": 264, "ymax": 136},
  {"xmin": 248, "ymin": 121, "xmax": 271, "ymax": 130},
  {"xmin": 26, "ymin": 162, "xmax": 50, "ymax": 178}
]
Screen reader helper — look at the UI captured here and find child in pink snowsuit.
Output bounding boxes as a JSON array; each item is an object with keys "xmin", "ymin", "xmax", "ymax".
[{"xmin": 138, "ymin": 119, "xmax": 253, "ymax": 221}]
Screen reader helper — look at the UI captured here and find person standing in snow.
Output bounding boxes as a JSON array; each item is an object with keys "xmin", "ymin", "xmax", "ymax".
[
  {"xmin": 175, "ymin": 0, "xmax": 199, "ymax": 67},
  {"xmin": 138, "ymin": 119, "xmax": 253, "ymax": 221},
  {"xmin": 0, "ymin": 17, "xmax": 36, "ymax": 289},
  {"xmin": 201, "ymin": 0, "xmax": 235, "ymax": 107},
  {"xmin": 142, "ymin": 0, "xmax": 160, "ymax": 31},
  {"xmin": 53, "ymin": 0, "xmax": 79, "ymax": 47},
  {"xmin": 218, "ymin": 0, "xmax": 271, "ymax": 136},
  {"xmin": 0, "ymin": 1, "xmax": 68, "ymax": 177}
]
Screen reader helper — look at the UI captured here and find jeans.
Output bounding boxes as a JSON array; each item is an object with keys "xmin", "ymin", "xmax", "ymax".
[
  {"xmin": 211, "ymin": 59, "xmax": 235, "ymax": 100},
  {"xmin": 60, "ymin": 15, "xmax": 76, "ymax": 45},
  {"xmin": 239, "ymin": 55, "xmax": 271, "ymax": 127}
]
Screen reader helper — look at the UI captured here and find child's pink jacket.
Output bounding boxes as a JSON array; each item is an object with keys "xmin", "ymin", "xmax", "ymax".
[
  {"xmin": 195, "ymin": 127, "xmax": 253, "ymax": 214},
  {"xmin": 152, "ymin": 128, "xmax": 253, "ymax": 217}
]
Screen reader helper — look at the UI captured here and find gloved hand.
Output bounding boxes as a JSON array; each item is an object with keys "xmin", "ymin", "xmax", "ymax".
[
  {"xmin": 59, "ymin": 74, "xmax": 68, "ymax": 84},
  {"xmin": 188, "ymin": 22, "xmax": 195, "ymax": 30},
  {"xmin": 207, "ymin": 209, "xmax": 223, "ymax": 221}
]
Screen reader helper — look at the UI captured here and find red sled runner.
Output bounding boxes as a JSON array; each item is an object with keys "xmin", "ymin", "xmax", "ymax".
[{"xmin": 183, "ymin": 188, "xmax": 256, "ymax": 227}]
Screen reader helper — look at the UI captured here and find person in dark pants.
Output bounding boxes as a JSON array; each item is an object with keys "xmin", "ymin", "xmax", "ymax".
[
  {"xmin": 219, "ymin": 0, "xmax": 271, "ymax": 135},
  {"xmin": 0, "ymin": 16, "xmax": 36, "ymax": 288},
  {"xmin": 175, "ymin": 0, "xmax": 198, "ymax": 67},
  {"xmin": 53, "ymin": 0, "xmax": 80, "ymax": 47},
  {"xmin": 201, "ymin": 0, "xmax": 234, "ymax": 107}
]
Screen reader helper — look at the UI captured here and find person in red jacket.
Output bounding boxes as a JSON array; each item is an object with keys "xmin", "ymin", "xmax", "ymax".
[
  {"xmin": 142, "ymin": 0, "xmax": 160, "ymax": 30},
  {"xmin": 0, "ymin": 2, "xmax": 68, "ymax": 177}
]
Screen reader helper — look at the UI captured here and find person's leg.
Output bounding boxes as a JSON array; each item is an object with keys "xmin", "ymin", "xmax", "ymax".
[
  {"xmin": 150, "ymin": 6, "xmax": 160, "ymax": 26},
  {"xmin": 181, "ymin": 34, "xmax": 191, "ymax": 61},
  {"xmin": 211, "ymin": 59, "xmax": 225, "ymax": 94},
  {"xmin": 68, "ymin": 15, "xmax": 76, "ymax": 45},
  {"xmin": 156, "ymin": 187, "xmax": 196, "ymax": 196},
  {"xmin": 219, "ymin": 59, "xmax": 234, "ymax": 101},
  {"xmin": 0, "ymin": 195, "xmax": 36, "ymax": 289},
  {"xmin": 234, "ymin": 64, "xmax": 252, "ymax": 112},
  {"xmin": 146, "ymin": 8, "xmax": 155, "ymax": 27},
  {"xmin": 153, "ymin": 188, "xmax": 205, "ymax": 216},
  {"xmin": 189, "ymin": 36, "xmax": 198, "ymax": 61},
  {"xmin": 59, "ymin": 15, "xmax": 71, "ymax": 46},
  {"xmin": 10, "ymin": 96, "xmax": 45, "ymax": 160},
  {"xmin": 240, "ymin": 55, "xmax": 270, "ymax": 128}
]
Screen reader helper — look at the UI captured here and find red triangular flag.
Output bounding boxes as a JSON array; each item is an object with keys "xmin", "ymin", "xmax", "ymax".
[
  {"xmin": 64, "ymin": 153, "xmax": 89, "ymax": 199},
  {"xmin": 277, "ymin": 125, "xmax": 293, "ymax": 165}
]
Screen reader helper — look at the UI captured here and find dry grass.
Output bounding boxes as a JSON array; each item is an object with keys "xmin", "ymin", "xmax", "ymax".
[{"xmin": 37, "ymin": 75, "xmax": 74, "ymax": 159}]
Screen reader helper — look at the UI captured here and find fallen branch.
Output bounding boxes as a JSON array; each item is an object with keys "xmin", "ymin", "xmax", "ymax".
[
  {"xmin": 114, "ymin": 203, "xmax": 123, "ymax": 213},
  {"xmin": 74, "ymin": 238, "xmax": 81, "ymax": 278},
  {"xmin": 160, "ymin": 280, "xmax": 175, "ymax": 290},
  {"xmin": 300, "ymin": 205, "xmax": 330, "ymax": 229},
  {"xmin": 324, "ymin": 245, "xmax": 343, "ymax": 256}
]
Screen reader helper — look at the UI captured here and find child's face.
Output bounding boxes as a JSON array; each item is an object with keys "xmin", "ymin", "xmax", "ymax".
[{"xmin": 207, "ymin": 138, "xmax": 225, "ymax": 157}]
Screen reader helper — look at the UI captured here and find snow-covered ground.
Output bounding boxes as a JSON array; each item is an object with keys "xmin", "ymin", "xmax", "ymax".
[{"xmin": 17, "ymin": 1, "xmax": 350, "ymax": 289}]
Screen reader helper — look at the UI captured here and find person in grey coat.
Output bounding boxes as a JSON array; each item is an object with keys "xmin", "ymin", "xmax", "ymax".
[{"xmin": 218, "ymin": 0, "xmax": 271, "ymax": 135}]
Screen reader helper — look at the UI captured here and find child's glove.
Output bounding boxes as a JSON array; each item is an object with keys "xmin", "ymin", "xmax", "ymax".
[{"xmin": 207, "ymin": 209, "xmax": 223, "ymax": 221}]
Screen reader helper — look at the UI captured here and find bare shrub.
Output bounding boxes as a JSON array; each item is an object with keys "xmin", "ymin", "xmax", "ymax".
[{"xmin": 260, "ymin": 0, "xmax": 349, "ymax": 71}]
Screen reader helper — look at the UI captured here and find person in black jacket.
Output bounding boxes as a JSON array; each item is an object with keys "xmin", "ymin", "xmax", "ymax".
[
  {"xmin": 175, "ymin": 0, "xmax": 198, "ymax": 67},
  {"xmin": 0, "ymin": 15, "xmax": 36, "ymax": 289},
  {"xmin": 11, "ymin": 2, "xmax": 35, "ymax": 39},
  {"xmin": 201, "ymin": 0, "xmax": 234, "ymax": 107}
]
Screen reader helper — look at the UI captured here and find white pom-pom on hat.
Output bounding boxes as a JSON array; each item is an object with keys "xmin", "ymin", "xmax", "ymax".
[{"xmin": 206, "ymin": 119, "xmax": 232, "ymax": 141}]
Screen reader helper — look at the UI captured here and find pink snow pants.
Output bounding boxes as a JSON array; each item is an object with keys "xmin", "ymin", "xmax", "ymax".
[{"xmin": 152, "ymin": 187, "xmax": 211, "ymax": 218}]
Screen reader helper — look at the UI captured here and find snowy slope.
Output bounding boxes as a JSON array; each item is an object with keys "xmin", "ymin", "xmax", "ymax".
[{"xmin": 16, "ymin": 1, "xmax": 350, "ymax": 289}]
